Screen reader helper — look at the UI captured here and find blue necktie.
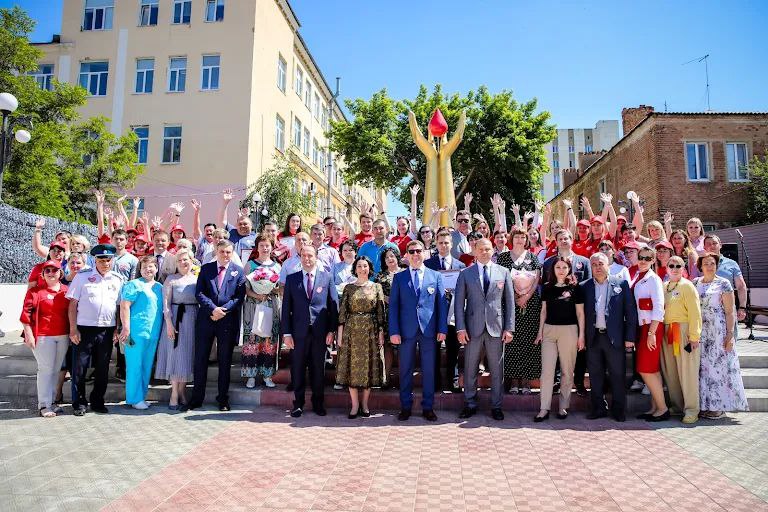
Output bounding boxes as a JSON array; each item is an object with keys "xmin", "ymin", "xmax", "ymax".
[
  {"xmin": 483, "ymin": 265, "xmax": 490, "ymax": 294},
  {"xmin": 413, "ymin": 269, "xmax": 420, "ymax": 295}
]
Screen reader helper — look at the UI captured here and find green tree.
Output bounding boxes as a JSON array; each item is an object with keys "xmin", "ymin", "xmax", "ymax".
[
  {"xmin": 244, "ymin": 154, "xmax": 314, "ymax": 230},
  {"xmin": 745, "ymin": 156, "xmax": 768, "ymax": 224},
  {"xmin": 329, "ymin": 84, "xmax": 555, "ymax": 221},
  {"xmin": 1, "ymin": 7, "xmax": 141, "ymax": 221}
]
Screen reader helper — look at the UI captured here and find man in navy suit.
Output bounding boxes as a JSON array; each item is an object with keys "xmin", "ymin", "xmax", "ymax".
[
  {"xmin": 424, "ymin": 229, "xmax": 465, "ymax": 392},
  {"xmin": 188, "ymin": 240, "xmax": 246, "ymax": 411},
  {"xmin": 581, "ymin": 252, "xmax": 638, "ymax": 422},
  {"xmin": 281, "ymin": 245, "xmax": 338, "ymax": 417},
  {"xmin": 389, "ymin": 240, "xmax": 448, "ymax": 421}
]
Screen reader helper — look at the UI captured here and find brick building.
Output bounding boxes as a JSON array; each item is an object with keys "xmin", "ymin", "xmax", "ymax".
[{"xmin": 548, "ymin": 106, "xmax": 768, "ymax": 231}]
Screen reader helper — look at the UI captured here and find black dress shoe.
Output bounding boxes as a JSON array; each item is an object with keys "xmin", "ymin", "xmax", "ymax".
[
  {"xmin": 648, "ymin": 410, "xmax": 670, "ymax": 422},
  {"xmin": 636, "ymin": 412, "xmax": 654, "ymax": 420},
  {"xmin": 360, "ymin": 409, "xmax": 371, "ymax": 418},
  {"xmin": 586, "ymin": 409, "xmax": 608, "ymax": 420},
  {"xmin": 422, "ymin": 410, "xmax": 438, "ymax": 422},
  {"xmin": 612, "ymin": 412, "xmax": 626, "ymax": 422},
  {"xmin": 556, "ymin": 410, "xmax": 568, "ymax": 420},
  {"xmin": 458, "ymin": 406, "xmax": 477, "ymax": 419},
  {"xmin": 491, "ymin": 408, "xmax": 504, "ymax": 421},
  {"xmin": 348, "ymin": 408, "xmax": 359, "ymax": 419},
  {"xmin": 575, "ymin": 385, "xmax": 588, "ymax": 397},
  {"xmin": 533, "ymin": 411, "xmax": 549, "ymax": 422},
  {"xmin": 313, "ymin": 407, "xmax": 327, "ymax": 416},
  {"xmin": 449, "ymin": 386, "xmax": 462, "ymax": 394},
  {"xmin": 73, "ymin": 405, "xmax": 87, "ymax": 417},
  {"xmin": 397, "ymin": 409, "xmax": 411, "ymax": 421},
  {"xmin": 218, "ymin": 402, "xmax": 231, "ymax": 412},
  {"xmin": 186, "ymin": 402, "xmax": 202, "ymax": 410},
  {"xmin": 91, "ymin": 405, "xmax": 109, "ymax": 414},
  {"xmin": 290, "ymin": 407, "xmax": 303, "ymax": 418}
]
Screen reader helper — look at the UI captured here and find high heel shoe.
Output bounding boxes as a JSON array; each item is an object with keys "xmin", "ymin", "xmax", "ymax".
[
  {"xmin": 533, "ymin": 411, "xmax": 550, "ymax": 423},
  {"xmin": 348, "ymin": 407, "xmax": 360, "ymax": 419},
  {"xmin": 360, "ymin": 409, "xmax": 371, "ymax": 418},
  {"xmin": 648, "ymin": 410, "xmax": 670, "ymax": 422}
]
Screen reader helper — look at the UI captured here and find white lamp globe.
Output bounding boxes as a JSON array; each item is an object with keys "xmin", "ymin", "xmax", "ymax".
[
  {"xmin": 0, "ymin": 92, "xmax": 19, "ymax": 113},
  {"xmin": 15, "ymin": 129, "xmax": 31, "ymax": 143}
]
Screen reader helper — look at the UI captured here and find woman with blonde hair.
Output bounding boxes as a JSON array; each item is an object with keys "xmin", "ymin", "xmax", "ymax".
[
  {"xmin": 669, "ymin": 229, "xmax": 699, "ymax": 278},
  {"xmin": 643, "ymin": 221, "xmax": 667, "ymax": 249},
  {"xmin": 686, "ymin": 217, "xmax": 706, "ymax": 255}
]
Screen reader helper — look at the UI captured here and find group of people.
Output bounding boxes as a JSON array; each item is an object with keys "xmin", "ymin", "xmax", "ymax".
[{"xmin": 20, "ymin": 188, "xmax": 750, "ymax": 424}]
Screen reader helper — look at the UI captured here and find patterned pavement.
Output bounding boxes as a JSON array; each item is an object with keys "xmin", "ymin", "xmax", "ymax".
[{"xmin": 1, "ymin": 402, "xmax": 767, "ymax": 512}]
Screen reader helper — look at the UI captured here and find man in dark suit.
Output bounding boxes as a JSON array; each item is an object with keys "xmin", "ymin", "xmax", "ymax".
[
  {"xmin": 281, "ymin": 245, "xmax": 338, "ymax": 418},
  {"xmin": 389, "ymin": 240, "xmax": 448, "ymax": 421},
  {"xmin": 425, "ymin": 229, "xmax": 465, "ymax": 392},
  {"xmin": 188, "ymin": 240, "xmax": 246, "ymax": 411},
  {"xmin": 581, "ymin": 252, "xmax": 638, "ymax": 422},
  {"xmin": 543, "ymin": 229, "xmax": 592, "ymax": 395}
]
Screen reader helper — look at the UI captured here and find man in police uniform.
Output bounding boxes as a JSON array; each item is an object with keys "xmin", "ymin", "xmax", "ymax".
[{"xmin": 66, "ymin": 244, "xmax": 124, "ymax": 415}]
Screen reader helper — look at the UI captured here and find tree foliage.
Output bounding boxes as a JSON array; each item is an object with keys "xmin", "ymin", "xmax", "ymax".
[
  {"xmin": 329, "ymin": 84, "xmax": 555, "ymax": 220},
  {"xmin": 745, "ymin": 156, "xmax": 768, "ymax": 224},
  {"xmin": 244, "ymin": 154, "xmax": 314, "ymax": 230},
  {"xmin": 0, "ymin": 7, "xmax": 141, "ymax": 222}
]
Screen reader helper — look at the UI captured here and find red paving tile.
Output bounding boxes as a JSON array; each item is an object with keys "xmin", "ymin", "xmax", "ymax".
[{"xmin": 100, "ymin": 411, "xmax": 768, "ymax": 512}]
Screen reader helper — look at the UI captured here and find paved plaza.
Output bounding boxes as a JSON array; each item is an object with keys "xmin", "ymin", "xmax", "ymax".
[{"xmin": 1, "ymin": 399, "xmax": 767, "ymax": 512}]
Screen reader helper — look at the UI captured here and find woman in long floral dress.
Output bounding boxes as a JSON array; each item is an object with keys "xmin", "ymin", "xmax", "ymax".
[
  {"xmin": 696, "ymin": 252, "xmax": 748, "ymax": 418},
  {"xmin": 241, "ymin": 235, "xmax": 281, "ymax": 388}
]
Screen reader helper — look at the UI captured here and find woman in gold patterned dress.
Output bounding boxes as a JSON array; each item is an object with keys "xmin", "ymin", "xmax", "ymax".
[{"xmin": 336, "ymin": 256, "xmax": 386, "ymax": 419}]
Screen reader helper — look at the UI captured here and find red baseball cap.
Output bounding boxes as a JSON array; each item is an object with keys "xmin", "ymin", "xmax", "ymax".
[
  {"xmin": 622, "ymin": 241, "xmax": 642, "ymax": 250},
  {"xmin": 170, "ymin": 224, "xmax": 186, "ymax": 234},
  {"xmin": 49, "ymin": 241, "xmax": 66, "ymax": 251},
  {"xmin": 42, "ymin": 259, "xmax": 62, "ymax": 270},
  {"xmin": 617, "ymin": 215, "xmax": 627, "ymax": 223},
  {"xmin": 576, "ymin": 219, "xmax": 590, "ymax": 228},
  {"xmin": 590, "ymin": 215, "xmax": 605, "ymax": 225},
  {"xmin": 134, "ymin": 233, "xmax": 149, "ymax": 244},
  {"xmin": 126, "ymin": 228, "xmax": 138, "ymax": 235},
  {"xmin": 655, "ymin": 240, "xmax": 673, "ymax": 250}
]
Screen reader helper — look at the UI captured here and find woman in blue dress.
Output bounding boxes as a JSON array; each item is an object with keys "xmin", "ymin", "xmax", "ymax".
[{"xmin": 118, "ymin": 255, "xmax": 164, "ymax": 410}]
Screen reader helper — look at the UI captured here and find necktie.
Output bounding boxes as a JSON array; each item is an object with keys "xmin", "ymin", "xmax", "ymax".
[
  {"xmin": 413, "ymin": 269, "xmax": 420, "ymax": 295},
  {"xmin": 441, "ymin": 257, "xmax": 447, "ymax": 270},
  {"xmin": 156, "ymin": 255, "xmax": 163, "ymax": 279},
  {"xmin": 217, "ymin": 265, "xmax": 226, "ymax": 288},
  {"xmin": 483, "ymin": 265, "xmax": 490, "ymax": 294},
  {"xmin": 306, "ymin": 273, "xmax": 314, "ymax": 300}
]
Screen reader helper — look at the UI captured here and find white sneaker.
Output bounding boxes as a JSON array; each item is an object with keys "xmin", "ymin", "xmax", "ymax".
[
  {"xmin": 132, "ymin": 401, "xmax": 149, "ymax": 410},
  {"xmin": 264, "ymin": 377, "xmax": 276, "ymax": 388},
  {"xmin": 246, "ymin": 377, "xmax": 256, "ymax": 388},
  {"xmin": 641, "ymin": 385, "xmax": 650, "ymax": 395},
  {"xmin": 333, "ymin": 383, "xmax": 344, "ymax": 390},
  {"xmin": 630, "ymin": 380, "xmax": 644, "ymax": 392}
]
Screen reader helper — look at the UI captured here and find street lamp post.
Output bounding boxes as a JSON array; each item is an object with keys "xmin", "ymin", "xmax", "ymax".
[
  {"xmin": 0, "ymin": 92, "xmax": 33, "ymax": 201},
  {"xmin": 250, "ymin": 192, "xmax": 268, "ymax": 231}
]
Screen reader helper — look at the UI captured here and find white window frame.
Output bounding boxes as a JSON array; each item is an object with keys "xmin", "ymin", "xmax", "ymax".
[
  {"xmin": 172, "ymin": 0, "xmax": 192, "ymax": 24},
  {"xmin": 138, "ymin": 0, "xmax": 158, "ymax": 26},
  {"xmin": 302, "ymin": 127, "xmax": 310, "ymax": 156},
  {"xmin": 305, "ymin": 80, "xmax": 312, "ymax": 110},
  {"xmin": 275, "ymin": 115, "xmax": 285, "ymax": 152},
  {"xmin": 162, "ymin": 125, "xmax": 182, "ymax": 164},
  {"xmin": 277, "ymin": 55, "xmax": 287, "ymax": 92},
  {"xmin": 204, "ymin": 0, "xmax": 224, "ymax": 22},
  {"xmin": 78, "ymin": 61, "xmax": 109, "ymax": 97},
  {"xmin": 726, "ymin": 142, "xmax": 750, "ymax": 182},
  {"xmin": 133, "ymin": 126, "xmax": 149, "ymax": 164},
  {"xmin": 294, "ymin": 66, "xmax": 304, "ymax": 97},
  {"xmin": 167, "ymin": 57, "xmax": 187, "ymax": 92},
  {"xmin": 321, "ymin": 106, "xmax": 328, "ymax": 130},
  {"xmin": 312, "ymin": 138, "xmax": 319, "ymax": 166},
  {"xmin": 29, "ymin": 64, "xmax": 54, "ymax": 91},
  {"xmin": 201, "ymin": 54, "xmax": 220, "ymax": 91},
  {"xmin": 83, "ymin": 0, "xmax": 113, "ymax": 31},
  {"xmin": 313, "ymin": 93, "xmax": 321, "ymax": 120},
  {"xmin": 685, "ymin": 142, "xmax": 710, "ymax": 182},
  {"xmin": 293, "ymin": 117, "xmax": 302, "ymax": 148},
  {"xmin": 134, "ymin": 58, "xmax": 154, "ymax": 94}
]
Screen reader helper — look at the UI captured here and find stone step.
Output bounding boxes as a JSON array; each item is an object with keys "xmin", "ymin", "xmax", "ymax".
[{"xmin": 741, "ymin": 368, "xmax": 768, "ymax": 389}]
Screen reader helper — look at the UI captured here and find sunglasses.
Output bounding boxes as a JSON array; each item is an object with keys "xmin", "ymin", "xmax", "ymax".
[
  {"xmin": 43, "ymin": 268, "xmax": 60, "ymax": 274},
  {"xmin": 324, "ymin": 222, "xmax": 334, "ymax": 226},
  {"xmin": 407, "ymin": 249, "xmax": 423, "ymax": 254},
  {"xmin": 638, "ymin": 256, "xmax": 654, "ymax": 262},
  {"xmin": 457, "ymin": 218, "xmax": 470, "ymax": 224},
  {"xmin": 599, "ymin": 247, "xmax": 613, "ymax": 252},
  {"xmin": 419, "ymin": 229, "xmax": 432, "ymax": 234},
  {"xmin": 668, "ymin": 264, "xmax": 683, "ymax": 269}
]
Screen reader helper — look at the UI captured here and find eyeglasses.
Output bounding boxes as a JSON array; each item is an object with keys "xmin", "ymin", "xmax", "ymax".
[
  {"xmin": 638, "ymin": 256, "xmax": 654, "ymax": 262},
  {"xmin": 324, "ymin": 222, "xmax": 334, "ymax": 226},
  {"xmin": 668, "ymin": 264, "xmax": 683, "ymax": 269},
  {"xmin": 457, "ymin": 218, "xmax": 470, "ymax": 224},
  {"xmin": 419, "ymin": 230, "xmax": 432, "ymax": 234},
  {"xmin": 407, "ymin": 249, "xmax": 423, "ymax": 254},
  {"xmin": 599, "ymin": 247, "xmax": 612, "ymax": 252},
  {"xmin": 43, "ymin": 268, "xmax": 59, "ymax": 274}
]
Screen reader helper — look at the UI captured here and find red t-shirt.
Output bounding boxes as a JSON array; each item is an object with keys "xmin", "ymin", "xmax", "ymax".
[
  {"xmin": 389, "ymin": 233, "xmax": 413, "ymax": 255},
  {"xmin": 354, "ymin": 231, "xmax": 374, "ymax": 247},
  {"xmin": 459, "ymin": 254, "xmax": 475, "ymax": 267},
  {"xmin": 545, "ymin": 240, "xmax": 558, "ymax": 259},
  {"xmin": 572, "ymin": 237, "xmax": 591, "ymax": 258},
  {"xmin": 327, "ymin": 235, "xmax": 349, "ymax": 250},
  {"xmin": 20, "ymin": 285, "xmax": 70, "ymax": 337},
  {"xmin": 97, "ymin": 233, "xmax": 111, "ymax": 244},
  {"xmin": 584, "ymin": 233, "xmax": 613, "ymax": 258}
]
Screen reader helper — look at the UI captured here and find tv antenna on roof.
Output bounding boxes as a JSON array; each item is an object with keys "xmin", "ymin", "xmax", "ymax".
[{"xmin": 683, "ymin": 54, "xmax": 711, "ymax": 111}]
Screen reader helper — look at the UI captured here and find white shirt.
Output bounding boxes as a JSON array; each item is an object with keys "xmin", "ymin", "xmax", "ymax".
[
  {"xmin": 202, "ymin": 247, "xmax": 242, "ymax": 267},
  {"xmin": 410, "ymin": 266, "xmax": 424, "ymax": 290},
  {"xmin": 65, "ymin": 269, "xmax": 124, "ymax": 327},
  {"xmin": 476, "ymin": 261, "xmax": 492, "ymax": 289},
  {"xmin": 438, "ymin": 254, "xmax": 452, "ymax": 270},
  {"xmin": 609, "ymin": 262, "xmax": 630, "ymax": 283},
  {"xmin": 633, "ymin": 271, "xmax": 665, "ymax": 325},
  {"xmin": 594, "ymin": 278, "xmax": 610, "ymax": 329},
  {"xmin": 278, "ymin": 255, "xmax": 302, "ymax": 284}
]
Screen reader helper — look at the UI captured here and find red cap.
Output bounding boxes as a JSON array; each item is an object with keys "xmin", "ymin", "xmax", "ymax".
[
  {"xmin": 126, "ymin": 228, "xmax": 138, "ymax": 235},
  {"xmin": 42, "ymin": 259, "xmax": 62, "ymax": 270},
  {"xmin": 616, "ymin": 215, "xmax": 627, "ymax": 223},
  {"xmin": 134, "ymin": 233, "xmax": 149, "ymax": 244},
  {"xmin": 576, "ymin": 219, "xmax": 590, "ymax": 228},
  {"xmin": 590, "ymin": 215, "xmax": 605, "ymax": 225},
  {"xmin": 623, "ymin": 241, "xmax": 642, "ymax": 250},
  {"xmin": 170, "ymin": 224, "xmax": 186, "ymax": 234},
  {"xmin": 49, "ymin": 241, "xmax": 66, "ymax": 251},
  {"xmin": 655, "ymin": 240, "xmax": 673, "ymax": 250}
]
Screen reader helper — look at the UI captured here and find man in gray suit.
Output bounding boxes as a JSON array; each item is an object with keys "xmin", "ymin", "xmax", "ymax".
[{"xmin": 454, "ymin": 238, "xmax": 515, "ymax": 420}]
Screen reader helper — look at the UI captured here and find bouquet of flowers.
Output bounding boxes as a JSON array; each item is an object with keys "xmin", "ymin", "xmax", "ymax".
[{"xmin": 248, "ymin": 267, "xmax": 279, "ymax": 295}]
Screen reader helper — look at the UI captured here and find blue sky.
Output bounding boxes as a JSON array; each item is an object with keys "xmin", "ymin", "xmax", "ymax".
[{"xmin": 5, "ymin": 0, "xmax": 768, "ymax": 216}]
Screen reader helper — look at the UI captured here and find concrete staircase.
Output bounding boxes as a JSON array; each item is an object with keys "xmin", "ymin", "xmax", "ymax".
[{"xmin": 1, "ymin": 327, "xmax": 767, "ymax": 412}]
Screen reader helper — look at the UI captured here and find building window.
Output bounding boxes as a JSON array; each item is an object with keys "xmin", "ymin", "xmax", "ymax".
[
  {"xmin": 303, "ymin": 127, "xmax": 310, "ymax": 156},
  {"xmin": 295, "ymin": 66, "xmax": 303, "ymax": 97},
  {"xmin": 277, "ymin": 55, "xmax": 287, "ymax": 92},
  {"xmin": 553, "ymin": 159, "xmax": 559, "ymax": 169},
  {"xmin": 83, "ymin": 0, "xmax": 113, "ymax": 31},
  {"xmin": 293, "ymin": 117, "xmax": 302, "ymax": 147},
  {"xmin": 313, "ymin": 93, "xmax": 321, "ymax": 120},
  {"xmin": 29, "ymin": 64, "xmax": 54, "ymax": 91},
  {"xmin": 204, "ymin": 0, "xmax": 224, "ymax": 22},
  {"xmin": 172, "ymin": 0, "xmax": 192, "ymax": 24},
  {"xmin": 133, "ymin": 126, "xmax": 149, "ymax": 164},
  {"xmin": 305, "ymin": 80, "xmax": 312, "ymax": 110},
  {"xmin": 319, "ymin": 150, "xmax": 325, "ymax": 173},
  {"xmin": 201, "ymin": 55, "xmax": 220, "ymax": 90},
  {"xmin": 598, "ymin": 177, "xmax": 606, "ymax": 207},
  {"xmin": 168, "ymin": 57, "xmax": 187, "ymax": 92},
  {"xmin": 275, "ymin": 115, "xmax": 285, "ymax": 151},
  {"xmin": 312, "ymin": 138, "xmax": 319, "ymax": 166},
  {"xmin": 552, "ymin": 145, "xmax": 558, "ymax": 153},
  {"xmin": 78, "ymin": 61, "xmax": 109, "ymax": 96},
  {"xmin": 726, "ymin": 142, "xmax": 749, "ymax": 182},
  {"xmin": 82, "ymin": 130, "xmax": 98, "ymax": 166},
  {"xmin": 321, "ymin": 107, "xmax": 328, "ymax": 130},
  {"xmin": 685, "ymin": 142, "xmax": 709, "ymax": 181},
  {"xmin": 585, "ymin": 144, "xmax": 593, "ymax": 153},
  {"xmin": 139, "ymin": 0, "xmax": 158, "ymax": 26},
  {"xmin": 554, "ymin": 184, "xmax": 560, "ymax": 195},
  {"xmin": 569, "ymin": 160, "xmax": 573, "ymax": 168},
  {"xmin": 162, "ymin": 126, "xmax": 182, "ymax": 163},
  {"xmin": 134, "ymin": 58, "xmax": 154, "ymax": 93},
  {"xmin": 703, "ymin": 223, "xmax": 717, "ymax": 232},
  {"xmin": 568, "ymin": 145, "xmax": 575, "ymax": 153}
]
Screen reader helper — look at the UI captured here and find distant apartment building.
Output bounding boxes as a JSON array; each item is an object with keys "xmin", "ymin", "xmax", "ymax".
[
  {"xmin": 541, "ymin": 120, "xmax": 620, "ymax": 201},
  {"xmin": 32, "ymin": 0, "xmax": 380, "ymax": 230}
]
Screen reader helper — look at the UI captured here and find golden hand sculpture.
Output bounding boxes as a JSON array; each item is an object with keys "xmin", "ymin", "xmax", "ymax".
[{"xmin": 408, "ymin": 109, "xmax": 466, "ymax": 227}]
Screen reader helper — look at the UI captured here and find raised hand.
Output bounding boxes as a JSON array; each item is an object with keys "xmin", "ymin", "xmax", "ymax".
[
  {"xmin": 360, "ymin": 199, "xmax": 370, "ymax": 215},
  {"xmin": 103, "ymin": 206, "xmax": 114, "ymax": 219},
  {"xmin": 522, "ymin": 211, "xmax": 534, "ymax": 224},
  {"xmin": 222, "ymin": 188, "xmax": 233, "ymax": 203},
  {"xmin": 430, "ymin": 201, "xmax": 439, "ymax": 215},
  {"xmin": 562, "ymin": 198, "xmax": 572, "ymax": 209},
  {"xmin": 664, "ymin": 211, "xmax": 674, "ymax": 224},
  {"xmin": 410, "ymin": 184, "xmax": 420, "ymax": 196},
  {"xmin": 600, "ymin": 192, "xmax": 613, "ymax": 204},
  {"xmin": 151, "ymin": 216, "xmax": 162, "ymax": 229},
  {"xmin": 580, "ymin": 196, "xmax": 591, "ymax": 209},
  {"xmin": 116, "ymin": 194, "xmax": 127, "ymax": 205},
  {"xmin": 545, "ymin": 202, "xmax": 552, "ymax": 215},
  {"xmin": 239, "ymin": 207, "xmax": 251, "ymax": 219},
  {"xmin": 114, "ymin": 217, "xmax": 125, "ymax": 228},
  {"xmin": 511, "ymin": 203, "xmax": 520, "ymax": 214},
  {"xmin": 170, "ymin": 202, "xmax": 185, "ymax": 214},
  {"xmin": 140, "ymin": 211, "xmax": 149, "ymax": 225},
  {"xmin": 35, "ymin": 218, "xmax": 45, "ymax": 230},
  {"xmin": 190, "ymin": 198, "xmax": 200, "ymax": 211},
  {"xmin": 535, "ymin": 200, "xmax": 543, "ymax": 211},
  {"xmin": 464, "ymin": 192, "xmax": 473, "ymax": 210},
  {"xmin": 94, "ymin": 189, "xmax": 105, "ymax": 204},
  {"xmin": 472, "ymin": 213, "xmax": 487, "ymax": 223},
  {"xmin": 132, "ymin": 196, "xmax": 142, "ymax": 209},
  {"xmin": 627, "ymin": 190, "xmax": 639, "ymax": 203},
  {"xmin": 446, "ymin": 204, "xmax": 457, "ymax": 221}
]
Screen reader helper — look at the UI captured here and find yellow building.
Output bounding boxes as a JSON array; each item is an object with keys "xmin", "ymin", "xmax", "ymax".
[{"xmin": 33, "ymin": 0, "xmax": 380, "ymax": 230}]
